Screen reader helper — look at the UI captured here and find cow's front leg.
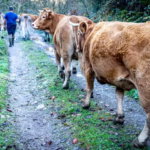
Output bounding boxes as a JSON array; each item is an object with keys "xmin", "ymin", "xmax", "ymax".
[
  {"xmin": 82, "ymin": 69, "xmax": 94, "ymax": 109},
  {"xmin": 54, "ymin": 50, "xmax": 64, "ymax": 79},
  {"xmin": 113, "ymin": 87, "xmax": 125, "ymax": 125},
  {"xmin": 132, "ymin": 113, "xmax": 150, "ymax": 148},
  {"xmin": 62, "ymin": 57, "xmax": 71, "ymax": 89},
  {"xmin": 21, "ymin": 24, "xmax": 26, "ymax": 40}
]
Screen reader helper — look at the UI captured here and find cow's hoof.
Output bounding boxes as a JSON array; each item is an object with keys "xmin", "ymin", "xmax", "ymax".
[
  {"xmin": 72, "ymin": 68, "xmax": 77, "ymax": 74},
  {"xmin": 113, "ymin": 114, "xmax": 124, "ymax": 125},
  {"xmin": 48, "ymin": 38, "xmax": 50, "ymax": 42},
  {"xmin": 59, "ymin": 70, "xmax": 65, "ymax": 79},
  {"xmin": 44, "ymin": 39, "xmax": 47, "ymax": 42},
  {"xmin": 82, "ymin": 102, "xmax": 90, "ymax": 109},
  {"xmin": 62, "ymin": 83, "xmax": 69, "ymax": 89},
  {"xmin": 132, "ymin": 137, "xmax": 147, "ymax": 148},
  {"xmin": 91, "ymin": 92, "xmax": 94, "ymax": 98},
  {"xmin": 1, "ymin": 36, "xmax": 4, "ymax": 39},
  {"xmin": 23, "ymin": 38, "xmax": 26, "ymax": 41},
  {"xmin": 61, "ymin": 66, "xmax": 65, "ymax": 70}
]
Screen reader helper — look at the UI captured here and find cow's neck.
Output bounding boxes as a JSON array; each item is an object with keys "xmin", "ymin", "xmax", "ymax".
[{"xmin": 49, "ymin": 14, "xmax": 65, "ymax": 35}]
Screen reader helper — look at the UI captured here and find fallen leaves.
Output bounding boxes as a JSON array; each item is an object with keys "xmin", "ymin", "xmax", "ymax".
[
  {"xmin": 98, "ymin": 107, "xmax": 102, "ymax": 110},
  {"xmin": 47, "ymin": 140, "xmax": 52, "ymax": 145},
  {"xmin": 72, "ymin": 138, "xmax": 78, "ymax": 144},
  {"xmin": 51, "ymin": 96, "xmax": 55, "ymax": 102},
  {"xmin": 81, "ymin": 99, "xmax": 85, "ymax": 102},
  {"xmin": 58, "ymin": 114, "xmax": 66, "ymax": 119},
  {"xmin": 6, "ymin": 108, "xmax": 12, "ymax": 112}
]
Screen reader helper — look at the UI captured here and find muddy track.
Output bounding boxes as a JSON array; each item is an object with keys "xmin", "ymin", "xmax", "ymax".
[{"xmin": 8, "ymin": 34, "xmax": 80, "ymax": 150}]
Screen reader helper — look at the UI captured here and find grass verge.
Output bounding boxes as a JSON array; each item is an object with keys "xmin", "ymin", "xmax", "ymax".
[
  {"xmin": 0, "ymin": 39, "xmax": 15, "ymax": 149},
  {"xmin": 21, "ymin": 40, "xmax": 146, "ymax": 150},
  {"xmin": 125, "ymin": 89, "xmax": 139, "ymax": 100}
]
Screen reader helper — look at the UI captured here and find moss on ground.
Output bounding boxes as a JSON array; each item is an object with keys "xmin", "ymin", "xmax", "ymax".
[{"xmin": 21, "ymin": 40, "xmax": 148, "ymax": 150}]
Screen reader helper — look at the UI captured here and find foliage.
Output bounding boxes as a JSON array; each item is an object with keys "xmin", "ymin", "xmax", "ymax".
[{"xmin": 126, "ymin": 89, "xmax": 139, "ymax": 100}]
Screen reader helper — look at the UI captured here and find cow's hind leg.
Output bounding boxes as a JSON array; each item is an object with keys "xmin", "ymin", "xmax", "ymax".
[
  {"xmin": 132, "ymin": 114, "xmax": 150, "ymax": 148},
  {"xmin": 72, "ymin": 60, "xmax": 77, "ymax": 74},
  {"xmin": 62, "ymin": 56, "xmax": 71, "ymax": 89},
  {"xmin": 113, "ymin": 87, "xmax": 125, "ymax": 125},
  {"xmin": 132, "ymin": 87, "xmax": 150, "ymax": 148},
  {"xmin": 82, "ymin": 69, "xmax": 95, "ymax": 109},
  {"xmin": 54, "ymin": 49, "xmax": 64, "ymax": 79},
  {"xmin": 22, "ymin": 24, "xmax": 26, "ymax": 40}
]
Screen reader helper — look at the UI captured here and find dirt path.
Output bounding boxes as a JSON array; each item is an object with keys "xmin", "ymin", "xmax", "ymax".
[
  {"xmin": 7, "ymin": 36, "xmax": 79, "ymax": 150},
  {"xmin": 31, "ymin": 34, "xmax": 146, "ymax": 131}
]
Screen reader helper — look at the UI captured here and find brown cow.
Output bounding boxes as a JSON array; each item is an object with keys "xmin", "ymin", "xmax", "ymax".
[
  {"xmin": 32, "ymin": 8, "xmax": 91, "ymax": 89},
  {"xmin": 70, "ymin": 18, "xmax": 150, "ymax": 148}
]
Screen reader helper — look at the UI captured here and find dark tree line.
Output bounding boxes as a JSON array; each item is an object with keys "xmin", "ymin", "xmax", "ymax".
[{"xmin": 0, "ymin": 0, "xmax": 149, "ymax": 22}]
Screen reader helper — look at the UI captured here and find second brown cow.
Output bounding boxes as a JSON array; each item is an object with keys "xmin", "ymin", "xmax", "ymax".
[{"xmin": 32, "ymin": 8, "xmax": 91, "ymax": 89}]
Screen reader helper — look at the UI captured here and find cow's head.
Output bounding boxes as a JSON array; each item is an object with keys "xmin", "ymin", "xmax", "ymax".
[
  {"xmin": 69, "ymin": 17, "xmax": 94, "ymax": 53},
  {"xmin": 32, "ymin": 8, "xmax": 55, "ymax": 33}
]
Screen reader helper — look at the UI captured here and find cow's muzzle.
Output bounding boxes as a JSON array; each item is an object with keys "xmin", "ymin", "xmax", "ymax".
[{"xmin": 32, "ymin": 23, "xmax": 38, "ymax": 29}]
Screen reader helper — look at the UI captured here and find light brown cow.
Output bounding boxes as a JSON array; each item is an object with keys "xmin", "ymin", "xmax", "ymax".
[
  {"xmin": 70, "ymin": 18, "xmax": 150, "ymax": 148},
  {"xmin": 32, "ymin": 8, "xmax": 91, "ymax": 89}
]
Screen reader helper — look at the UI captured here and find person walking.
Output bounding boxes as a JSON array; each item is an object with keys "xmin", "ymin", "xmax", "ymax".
[{"xmin": 4, "ymin": 6, "xmax": 19, "ymax": 47}]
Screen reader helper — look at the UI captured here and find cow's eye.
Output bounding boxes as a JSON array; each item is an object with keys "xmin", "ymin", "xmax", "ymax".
[{"xmin": 42, "ymin": 16, "xmax": 46, "ymax": 19}]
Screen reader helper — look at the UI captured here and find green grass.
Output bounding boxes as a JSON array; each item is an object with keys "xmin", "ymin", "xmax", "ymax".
[
  {"xmin": 0, "ymin": 38, "xmax": 15, "ymax": 150},
  {"xmin": 20, "ymin": 40, "xmax": 148, "ymax": 150},
  {"xmin": 126, "ymin": 89, "xmax": 139, "ymax": 100}
]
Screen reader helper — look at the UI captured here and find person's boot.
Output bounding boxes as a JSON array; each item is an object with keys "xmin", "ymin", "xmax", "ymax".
[
  {"xmin": 9, "ymin": 38, "xmax": 12, "ymax": 47},
  {"xmin": 12, "ymin": 38, "xmax": 14, "ymax": 46}
]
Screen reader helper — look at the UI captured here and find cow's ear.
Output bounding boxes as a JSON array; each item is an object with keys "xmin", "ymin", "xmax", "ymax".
[
  {"xmin": 79, "ymin": 22, "xmax": 88, "ymax": 34},
  {"xmin": 46, "ymin": 10, "xmax": 52, "ymax": 19}
]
